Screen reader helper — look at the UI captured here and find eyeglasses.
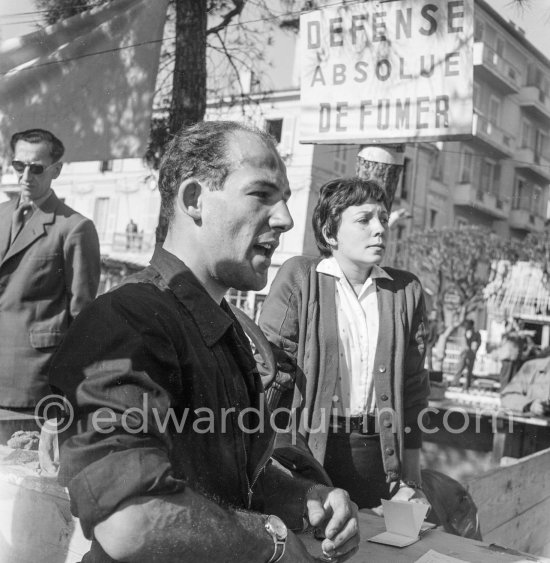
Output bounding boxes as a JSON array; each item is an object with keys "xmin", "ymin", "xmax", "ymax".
[{"xmin": 11, "ymin": 160, "xmax": 57, "ymax": 175}]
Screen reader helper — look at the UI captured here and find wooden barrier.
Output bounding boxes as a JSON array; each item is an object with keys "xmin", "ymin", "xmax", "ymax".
[{"xmin": 465, "ymin": 446, "xmax": 550, "ymax": 557}]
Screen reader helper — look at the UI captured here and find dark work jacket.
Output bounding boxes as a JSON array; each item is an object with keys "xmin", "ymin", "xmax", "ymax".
[
  {"xmin": 259, "ymin": 256, "xmax": 430, "ymax": 484},
  {"xmin": 49, "ymin": 246, "xmax": 288, "ymax": 562}
]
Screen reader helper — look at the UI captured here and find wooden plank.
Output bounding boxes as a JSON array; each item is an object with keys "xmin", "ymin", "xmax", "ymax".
[
  {"xmin": 483, "ymin": 496, "xmax": 550, "ymax": 556},
  {"xmin": 299, "ymin": 511, "xmax": 550, "ymax": 562},
  {"xmin": 465, "ymin": 447, "xmax": 550, "ymax": 535}
]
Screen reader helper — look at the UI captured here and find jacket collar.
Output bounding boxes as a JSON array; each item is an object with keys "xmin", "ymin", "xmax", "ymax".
[
  {"xmin": 316, "ymin": 256, "xmax": 393, "ymax": 282},
  {"xmin": 1, "ymin": 191, "xmax": 59, "ymax": 264},
  {"xmin": 150, "ymin": 245, "xmax": 234, "ymax": 346}
]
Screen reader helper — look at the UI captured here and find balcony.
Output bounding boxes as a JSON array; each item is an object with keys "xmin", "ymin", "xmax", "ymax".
[
  {"xmin": 470, "ymin": 112, "xmax": 514, "ymax": 158},
  {"xmin": 515, "ymin": 147, "xmax": 550, "ymax": 183},
  {"xmin": 518, "ymin": 86, "xmax": 550, "ymax": 124},
  {"xmin": 509, "ymin": 208, "xmax": 545, "ymax": 232},
  {"xmin": 473, "ymin": 42, "xmax": 522, "ymax": 94},
  {"xmin": 453, "ymin": 183, "xmax": 509, "ymax": 219}
]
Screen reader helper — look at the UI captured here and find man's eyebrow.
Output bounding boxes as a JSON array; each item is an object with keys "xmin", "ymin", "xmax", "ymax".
[{"xmin": 248, "ymin": 181, "xmax": 292, "ymax": 199}]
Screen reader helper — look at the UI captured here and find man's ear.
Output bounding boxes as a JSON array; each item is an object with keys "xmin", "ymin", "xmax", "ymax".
[
  {"xmin": 177, "ymin": 179, "xmax": 202, "ymax": 221},
  {"xmin": 51, "ymin": 162, "xmax": 63, "ymax": 179}
]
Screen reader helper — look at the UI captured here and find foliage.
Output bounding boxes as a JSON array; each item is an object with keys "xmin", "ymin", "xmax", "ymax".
[
  {"xmin": 396, "ymin": 226, "xmax": 521, "ymax": 322},
  {"xmin": 521, "ymin": 230, "xmax": 550, "ymax": 279}
]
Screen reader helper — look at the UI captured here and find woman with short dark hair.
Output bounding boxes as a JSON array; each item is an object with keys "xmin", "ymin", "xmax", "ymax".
[{"xmin": 260, "ymin": 177, "xmax": 431, "ymax": 510}]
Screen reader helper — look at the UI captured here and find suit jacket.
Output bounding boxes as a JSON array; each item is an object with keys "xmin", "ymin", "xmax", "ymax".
[
  {"xmin": 259, "ymin": 255, "xmax": 430, "ymax": 483},
  {"xmin": 0, "ymin": 191, "xmax": 100, "ymax": 407}
]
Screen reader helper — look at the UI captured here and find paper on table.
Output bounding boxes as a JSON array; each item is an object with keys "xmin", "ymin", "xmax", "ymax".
[
  {"xmin": 368, "ymin": 499, "xmax": 430, "ymax": 547},
  {"xmin": 414, "ymin": 549, "xmax": 469, "ymax": 562}
]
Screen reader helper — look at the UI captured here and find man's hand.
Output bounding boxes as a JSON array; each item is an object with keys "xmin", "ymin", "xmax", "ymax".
[
  {"xmin": 530, "ymin": 399, "xmax": 546, "ymax": 416},
  {"xmin": 304, "ymin": 486, "xmax": 359, "ymax": 561}
]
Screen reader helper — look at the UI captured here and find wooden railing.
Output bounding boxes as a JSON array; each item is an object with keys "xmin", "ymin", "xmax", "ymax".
[{"xmin": 465, "ymin": 446, "xmax": 550, "ymax": 557}]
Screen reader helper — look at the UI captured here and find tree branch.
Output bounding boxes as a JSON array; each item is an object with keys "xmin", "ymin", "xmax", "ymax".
[{"xmin": 207, "ymin": 0, "xmax": 245, "ymax": 36}]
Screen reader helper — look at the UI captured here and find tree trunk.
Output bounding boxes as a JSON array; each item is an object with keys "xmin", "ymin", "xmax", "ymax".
[
  {"xmin": 169, "ymin": 0, "xmax": 207, "ymax": 134},
  {"xmin": 156, "ymin": 0, "xmax": 207, "ymax": 243}
]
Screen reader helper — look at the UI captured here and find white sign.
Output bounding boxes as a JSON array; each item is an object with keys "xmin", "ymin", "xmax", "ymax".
[{"xmin": 299, "ymin": 0, "xmax": 474, "ymax": 144}]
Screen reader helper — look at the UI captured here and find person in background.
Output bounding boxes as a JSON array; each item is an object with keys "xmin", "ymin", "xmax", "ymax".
[
  {"xmin": 500, "ymin": 355, "xmax": 550, "ymax": 416},
  {"xmin": 49, "ymin": 122, "xmax": 359, "ymax": 563},
  {"xmin": 451, "ymin": 319, "xmax": 481, "ymax": 391},
  {"xmin": 259, "ymin": 177, "xmax": 431, "ymax": 511},
  {"xmin": 125, "ymin": 218, "xmax": 138, "ymax": 249},
  {"xmin": 0, "ymin": 128, "xmax": 100, "ymax": 442},
  {"xmin": 495, "ymin": 333, "xmax": 524, "ymax": 390},
  {"xmin": 426, "ymin": 310, "xmax": 440, "ymax": 373}
]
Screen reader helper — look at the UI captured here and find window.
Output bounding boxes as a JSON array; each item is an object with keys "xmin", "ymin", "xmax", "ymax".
[
  {"xmin": 333, "ymin": 145, "xmax": 348, "ymax": 175},
  {"xmin": 100, "ymin": 160, "xmax": 113, "ymax": 173},
  {"xmin": 522, "ymin": 120, "xmax": 533, "ymax": 149},
  {"xmin": 514, "ymin": 177, "xmax": 541, "ymax": 214},
  {"xmin": 473, "ymin": 83, "xmax": 480, "ymax": 112},
  {"xmin": 399, "ymin": 157, "xmax": 411, "ymax": 200},
  {"xmin": 535, "ymin": 130, "xmax": 547, "ymax": 163},
  {"xmin": 488, "ymin": 96, "xmax": 501, "ymax": 125},
  {"xmin": 474, "ymin": 19, "xmax": 484, "ymax": 42},
  {"xmin": 480, "ymin": 159, "xmax": 497, "ymax": 194},
  {"xmin": 93, "ymin": 197, "xmax": 110, "ymax": 239},
  {"xmin": 429, "ymin": 209, "xmax": 437, "ymax": 229},
  {"xmin": 431, "ymin": 150, "xmax": 444, "ymax": 180},
  {"xmin": 265, "ymin": 119, "xmax": 283, "ymax": 144},
  {"xmin": 460, "ymin": 149, "xmax": 473, "ymax": 183},
  {"xmin": 226, "ymin": 289, "xmax": 253, "ymax": 318}
]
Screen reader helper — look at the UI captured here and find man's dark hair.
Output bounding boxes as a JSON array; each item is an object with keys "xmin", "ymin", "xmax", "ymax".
[
  {"xmin": 158, "ymin": 121, "xmax": 277, "ymax": 224},
  {"xmin": 312, "ymin": 177, "xmax": 389, "ymax": 257},
  {"xmin": 10, "ymin": 128, "xmax": 65, "ymax": 162}
]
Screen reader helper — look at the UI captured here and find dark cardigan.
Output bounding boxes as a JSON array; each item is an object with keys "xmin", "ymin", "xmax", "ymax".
[{"xmin": 259, "ymin": 255, "xmax": 430, "ymax": 483}]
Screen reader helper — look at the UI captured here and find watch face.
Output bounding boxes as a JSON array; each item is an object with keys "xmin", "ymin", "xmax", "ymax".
[{"xmin": 266, "ymin": 515, "xmax": 288, "ymax": 540}]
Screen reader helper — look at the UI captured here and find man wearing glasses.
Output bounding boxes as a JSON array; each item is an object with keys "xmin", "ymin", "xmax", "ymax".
[{"xmin": 0, "ymin": 128, "xmax": 100, "ymax": 440}]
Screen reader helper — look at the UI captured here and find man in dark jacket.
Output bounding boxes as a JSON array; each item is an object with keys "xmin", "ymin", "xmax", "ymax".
[{"xmin": 49, "ymin": 121, "xmax": 358, "ymax": 563}]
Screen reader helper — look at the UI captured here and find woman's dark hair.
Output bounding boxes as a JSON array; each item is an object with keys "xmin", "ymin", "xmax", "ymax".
[{"xmin": 312, "ymin": 177, "xmax": 389, "ymax": 257}]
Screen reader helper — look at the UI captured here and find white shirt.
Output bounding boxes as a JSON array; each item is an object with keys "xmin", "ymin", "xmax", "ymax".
[{"xmin": 317, "ymin": 257, "xmax": 384, "ymax": 416}]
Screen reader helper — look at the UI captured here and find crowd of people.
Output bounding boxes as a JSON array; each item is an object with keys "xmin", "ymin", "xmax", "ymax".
[{"xmin": 0, "ymin": 121, "xmax": 548, "ymax": 562}]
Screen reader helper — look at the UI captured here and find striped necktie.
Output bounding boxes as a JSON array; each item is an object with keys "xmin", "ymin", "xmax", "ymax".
[{"xmin": 10, "ymin": 201, "xmax": 33, "ymax": 245}]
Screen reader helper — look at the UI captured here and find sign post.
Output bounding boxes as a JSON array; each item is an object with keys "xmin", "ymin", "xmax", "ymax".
[{"xmin": 299, "ymin": 0, "xmax": 474, "ymax": 206}]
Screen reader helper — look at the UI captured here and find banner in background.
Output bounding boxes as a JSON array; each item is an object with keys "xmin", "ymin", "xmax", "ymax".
[
  {"xmin": 0, "ymin": 0, "xmax": 169, "ymax": 162},
  {"xmin": 299, "ymin": 0, "xmax": 474, "ymax": 144}
]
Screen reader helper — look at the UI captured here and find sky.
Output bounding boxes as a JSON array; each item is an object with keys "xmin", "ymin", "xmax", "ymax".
[{"xmin": 1, "ymin": 0, "xmax": 550, "ymax": 57}]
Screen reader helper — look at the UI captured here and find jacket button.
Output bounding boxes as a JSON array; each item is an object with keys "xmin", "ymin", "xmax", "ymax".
[
  {"xmin": 380, "ymin": 394, "xmax": 388, "ymax": 401},
  {"xmin": 379, "ymin": 365, "xmax": 386, "ymax": 373},
  {"xmin": 385, "ymin": 448, "xmax": 395, "ymax": 456}
]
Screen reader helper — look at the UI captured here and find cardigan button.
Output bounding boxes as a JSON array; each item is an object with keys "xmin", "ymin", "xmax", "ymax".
[
  {"xmin": 378, "ymin": 365, "xmax": 386, "ymax": 373},
  {"xmin": 380, "ymin": 394, "xmax": 388, "ymax": 401},
  {"xmin": 385, "ymin": 448, "xmax": 395, "ymax": 456}
]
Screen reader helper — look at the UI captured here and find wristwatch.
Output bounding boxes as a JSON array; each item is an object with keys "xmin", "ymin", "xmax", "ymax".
[{"xmin": 264, "ymin": 514, "xmax": 288, "ymax": 563}]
